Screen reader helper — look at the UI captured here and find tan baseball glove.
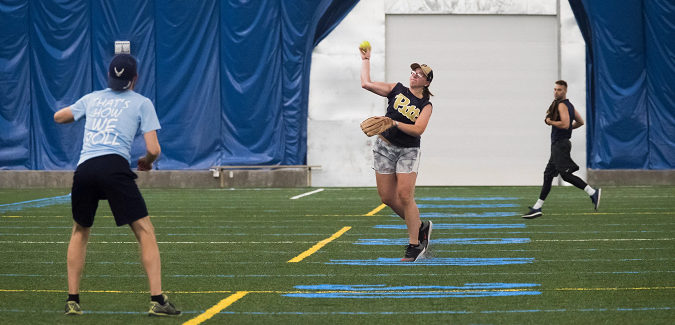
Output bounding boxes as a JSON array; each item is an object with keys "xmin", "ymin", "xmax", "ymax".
[{"xmin": 360, "ymin": 116, "xmax": 395, "ymax": 137}]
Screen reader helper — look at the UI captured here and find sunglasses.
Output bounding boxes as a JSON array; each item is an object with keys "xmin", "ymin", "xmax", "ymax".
[{"xmin": 410, "ymin": 71, "xmax": 426, "ymax": 79}]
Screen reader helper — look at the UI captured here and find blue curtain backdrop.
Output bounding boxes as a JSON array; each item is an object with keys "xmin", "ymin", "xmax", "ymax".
[
  {"xmin": 569, "ymin": 0, "xmax": 675, "ymax": 169},
  {"xmin": 0, "ymin": 1, "xmax": 31, "ymax": 169},
  {"xmin": 0, "ymin": 0, "xmax": 358, "ymax": 170}
]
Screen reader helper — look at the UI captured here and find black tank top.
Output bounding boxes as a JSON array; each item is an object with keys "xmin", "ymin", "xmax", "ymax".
[
  {"xmin": 381, "ymin": 83, "xmax": 432, "ymax": 148},
  {"xmin": 551, "ymin": 99, "xmax": 575, "ymax": 144}
]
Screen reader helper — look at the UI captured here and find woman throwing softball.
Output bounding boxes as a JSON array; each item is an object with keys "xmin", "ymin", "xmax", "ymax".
[{"xmin": 359, "ymin": 44, "xmax": 434, "ymax": 262}]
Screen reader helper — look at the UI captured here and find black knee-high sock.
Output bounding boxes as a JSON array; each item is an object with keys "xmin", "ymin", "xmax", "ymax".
[
  {"xmin": 539, "ymin": 176, "xmax": 555, "ymax": 201},
  {"xmin": 560, "ymin": 172, "xmax": 587, "ymax": 190}
]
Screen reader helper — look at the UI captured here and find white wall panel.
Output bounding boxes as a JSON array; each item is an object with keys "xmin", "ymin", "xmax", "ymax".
[
  {"xmin": 386, "ymin": 14, "xmax": 558, "ymax": 185},
  {"xmin": 307, "ymin": 0, "xmax": 384, "ymax": 186},
  {"xmin": 308, "ymin": 0, "xmax": 586, "ymax": 187},
  {"xmin": 385, "ymin": 0, "xmax": 556, "ymax": 15}
]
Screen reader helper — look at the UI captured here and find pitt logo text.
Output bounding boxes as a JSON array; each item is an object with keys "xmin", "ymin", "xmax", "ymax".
[{"xmin": 393, "ymin": 94, "xmax": 420, "ymax": 122}]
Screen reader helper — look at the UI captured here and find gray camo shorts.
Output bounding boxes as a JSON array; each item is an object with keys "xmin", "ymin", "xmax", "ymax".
[{"xmin": 372, "ymin": 136, "xmax": 421, "ymax": 174}]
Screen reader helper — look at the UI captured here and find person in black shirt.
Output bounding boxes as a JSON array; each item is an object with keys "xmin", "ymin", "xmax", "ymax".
[
  {"xmin": 523, "ymin": 80, "xmax": 601, "ymax": 219},
  {"xmin": 359, "ymin": 45, "xmax": 434, "ymax": 261}
]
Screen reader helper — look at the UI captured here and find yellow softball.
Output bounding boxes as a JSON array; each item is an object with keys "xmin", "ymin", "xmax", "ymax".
[{"xmin": 359, "ymin": 40, "xmax": 371, "ymax": 52}]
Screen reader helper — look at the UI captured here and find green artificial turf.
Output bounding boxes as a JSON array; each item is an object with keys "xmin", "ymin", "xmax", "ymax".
[{"xmin": 0, "ymin": 186, "xmax": 674, "ymax": 324}]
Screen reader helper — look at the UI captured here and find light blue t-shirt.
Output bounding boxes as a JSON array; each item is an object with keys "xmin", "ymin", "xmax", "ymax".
[{"xmin": 70, "ymin": 88, "xmax": 161, "ymax": 166}]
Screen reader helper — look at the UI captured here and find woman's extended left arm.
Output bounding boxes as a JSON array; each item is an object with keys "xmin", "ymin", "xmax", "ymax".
[{"xmin": 395, "ymin": 104, "xmax": 433, "ymax": 137}]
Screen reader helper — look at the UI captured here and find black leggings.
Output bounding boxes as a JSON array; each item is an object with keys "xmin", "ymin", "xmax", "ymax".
[{"xmin": 539, "ymin": 172, "xmax": 587, "ymax": 201}]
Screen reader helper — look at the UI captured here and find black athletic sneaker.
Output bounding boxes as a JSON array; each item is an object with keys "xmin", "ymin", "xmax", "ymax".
[
  {"xmin": 522, "ymin": 207, "xmax": 543, "ymax": 219},
  {"xmin": 590, "ymin": 188, "xmax": 601, "ymax": 210},
  {"xmin": 148, "ymin": 294, "xmax": 181, "ymax": 317},
  {"xmin": 418, "ymin": 220, "xmax": 433, "ymax": 250},
  {"xmin": 64, "ymin": 301, "xmax": 83, "ymax": 315},
  {"xmin": 401, "ymin": 243, "xmax": 425, "ymax": 262}
]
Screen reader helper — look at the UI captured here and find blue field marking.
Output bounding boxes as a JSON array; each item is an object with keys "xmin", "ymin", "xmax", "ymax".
[
  {"xmin": 375, "ymin": 223, "xmax": 526, "ymax": 230},
  {"xmin": 355, "ymin": 238, "xmax": 530, "ymax": 245},
  {"xmin": 0, "ymin": 194, "xmax": 71, "ymax": 213},
  {"xmin": 326, "ymin": 257, "xmax": 534, "ymax": 266},
  {"xmin": 408, "ymin": 212, "xmax": 519, "ymax": 218},
  {"xmin": 283, "ymin": 283, "xmax": 540, "ymax": 298},
  {"xmin": 418, "ymin": 203, "xmax": 519, "ymax": 209},
  {"xmin": 417, "ymin": 197, "xmax": 519, "ymax": 201},
  {"xmin": 295, "ymin": 283, "xmax": 540, "ymax": 290}
]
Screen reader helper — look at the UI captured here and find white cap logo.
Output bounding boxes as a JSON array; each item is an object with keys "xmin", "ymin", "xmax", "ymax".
[{"xmin": 114, "ymin": 67, "xmax": 124, "ymax": 77}]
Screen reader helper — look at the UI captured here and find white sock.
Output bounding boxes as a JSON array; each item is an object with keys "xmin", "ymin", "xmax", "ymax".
[
  {"xmin": 533, "ymin": 199, "xmax": 544, "ymax": 209},
  {"xmin": 584, "ymin": 185, "xmax": 596, "ymax": 196}
]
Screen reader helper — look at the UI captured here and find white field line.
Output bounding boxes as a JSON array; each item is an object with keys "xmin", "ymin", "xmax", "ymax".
[{"xmin": 290, "ymin": 188, "xmax": 324, "ymax": 200}]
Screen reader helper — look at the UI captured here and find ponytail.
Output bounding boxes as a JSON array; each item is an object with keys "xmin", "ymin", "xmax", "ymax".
[{"xmin": 423, "ymin": 86, "xmax": 433, "ymax": 101}]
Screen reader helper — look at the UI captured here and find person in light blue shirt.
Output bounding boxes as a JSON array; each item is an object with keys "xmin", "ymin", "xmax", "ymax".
[
  {"xmin": 54, "ymin": 54, "xmax": 180, "ymax": 317},
  {"xmin": 69, "ymin": 87, "xmax": 160, "ymax": 166}
]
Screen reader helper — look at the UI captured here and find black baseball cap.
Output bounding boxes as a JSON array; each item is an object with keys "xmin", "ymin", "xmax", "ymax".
[{"xmin": 107, "ymin": 54, "xmax": 137, "ymax": 90}]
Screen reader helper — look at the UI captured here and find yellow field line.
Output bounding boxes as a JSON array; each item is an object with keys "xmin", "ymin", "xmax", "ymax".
[
  {"xmin": 287, "ymin": 226, "xmax": 351, "ymax": 263},
  {"xmin": 3, "ymin": 287, "xmax": 675, "ymax": 296},
  {"xmin": 364, "ymin": 204, "xmax": 386, "ymax": 216},
  {"xmin": 182, "ymin": 291, "xmax": 248, "ymax": 325}
]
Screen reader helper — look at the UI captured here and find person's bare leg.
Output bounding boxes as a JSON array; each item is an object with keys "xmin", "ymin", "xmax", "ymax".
[
  {"xmin": 129, "ymin": 217, "xmax": 162, "ymax": 296},
  {"xmin": 67, "ymin": 223, "xmax": 91, "ymax": 295},
  {"xmin": 375, "ymin": 172, "xmax": 406, "ymax": 220},
  {"xmin": 397, "ymin": 172, "xmax": 420, "ymax": 245}
]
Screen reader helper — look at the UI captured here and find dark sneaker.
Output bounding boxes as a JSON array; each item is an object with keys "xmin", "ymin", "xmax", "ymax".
[
  {"xmin": 65, "ymin": 301, "xmax": 83, "ymax": 315},
  {"xmin": 400, "ymin": 243, "xmax": 426, "ymax": 262},
  {"xmin": 418, "ymin": 220, "xmax": 433, "ymax": 251},
  {"xmin": 590, "ymin": 188, "xmax": 601, "ymax": 210},
  {"xmin": 522, "ymin": 207, "xmax": 542, "ymax": 219},
  {"xmin": 148, "ymin": 294, "xmax": 181, "ymax": 317}
]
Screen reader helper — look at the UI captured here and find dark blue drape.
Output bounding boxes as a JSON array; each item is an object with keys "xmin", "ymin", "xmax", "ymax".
[
  {"xmin": 0, "ymin": 0, "xmax": 31, "ymax": 169},
  {"xmin": 644, "ymin": 0, "xmax": 675, "ymax": 169},
  {"xmin": 220, "ymin": 0, "xmax": 284, "ymax": 166},
  {"xmin": 156, "ymin": 0, "xmax": 221, "ymax": 169},
  {"xmin": 0, "ymin": 0, "xmax": 358, "ymax": 170},
  {"xmin": 30, "ymin": 0, "xmax": 91, "ymax": 170},
  {"xmin": 570, "ymin": 0, "xmax": 675, "ymax": 169}
]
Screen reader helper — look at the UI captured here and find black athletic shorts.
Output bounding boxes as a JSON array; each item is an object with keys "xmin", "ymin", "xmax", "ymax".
[
  {"xmin": 71, "ymin": 154, "xmax": 148, "ymax": 227},
  {"xmin": 544, "ymin": 139, "xmax": 579, "ymax": 178}
]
